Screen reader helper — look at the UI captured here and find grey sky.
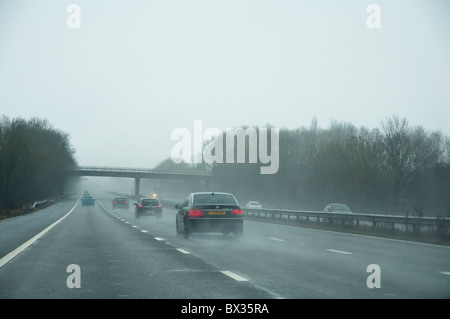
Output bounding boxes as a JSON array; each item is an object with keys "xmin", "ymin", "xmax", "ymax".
[{"xmin": 1, "ymin": 0, "xmax": 449, "ymax": 169}]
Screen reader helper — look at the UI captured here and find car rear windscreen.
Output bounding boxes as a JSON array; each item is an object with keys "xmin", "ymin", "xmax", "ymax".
[
  {"xmin": 141, "ymin": 199, "xmax": 159, "ymax": 206},
  {"xmin": 193, "ymin": 194, "xmax": 237, "ymax": 205}
]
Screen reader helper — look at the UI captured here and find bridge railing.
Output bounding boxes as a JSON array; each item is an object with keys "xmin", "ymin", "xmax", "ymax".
[{"xmin": 68, "ymin": 166, "xmax": 212, "ymax": 176}]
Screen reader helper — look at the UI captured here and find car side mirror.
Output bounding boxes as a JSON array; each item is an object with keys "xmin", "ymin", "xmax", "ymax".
[
  {"xmin": 134, "ymin": 203, "xmax": 137, "ymax": 206},
  {"xmin": 175, "ymin": 204, "xmax": 181, "ymax": 209}
]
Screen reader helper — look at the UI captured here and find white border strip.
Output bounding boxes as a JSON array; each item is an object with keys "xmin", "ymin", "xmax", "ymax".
[
  {"xmin": 221, "ymin": 270, "xmax": 248, "ymax": 281},
  {"xmin": 176, "ymin": 248, "xmax": 191, "ymax": 254},
  {"xmin": 326, "ymin": 249, "xmax": 352, "ymax": 255},
  {"xmin": 0, "ymin": 199, "xmax": 79, "ymax": 269}
]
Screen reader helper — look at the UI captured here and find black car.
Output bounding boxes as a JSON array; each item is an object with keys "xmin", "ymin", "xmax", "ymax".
[
  {"xmin": 134, "ymin": 197, "xmax": 163, "ymax": 219},
  {"xmin": 175, "ymin": 192, "xmax": 243, "ymax": 239},
  {"xmin": 112, "ymin": 197, "xmax": 129, "ymax": 210}
]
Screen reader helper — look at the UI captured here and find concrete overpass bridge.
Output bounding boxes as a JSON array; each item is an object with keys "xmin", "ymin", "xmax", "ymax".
[{"xmin": 66, "ymin": 166, "xmax": 213, "ymax": 196}]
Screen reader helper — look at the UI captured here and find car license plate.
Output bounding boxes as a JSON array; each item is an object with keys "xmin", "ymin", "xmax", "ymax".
[
  {"xmin": 209, "ymin": 211, "xmax": 226, "ymax": 215},
  {"xmin": 147, "ymin": 210, "xmax": 154, "ymax": 214}
]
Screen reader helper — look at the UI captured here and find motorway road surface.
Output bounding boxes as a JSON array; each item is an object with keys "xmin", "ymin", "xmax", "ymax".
[{"xmin": 1, "ymin": 191, "xmax": 449, "ymax": 299}]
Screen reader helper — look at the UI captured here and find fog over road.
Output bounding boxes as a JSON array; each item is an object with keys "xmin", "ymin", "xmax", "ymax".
[{"xmin": 0, "ymin": 191, "xmax": 449, "ymax": 299}]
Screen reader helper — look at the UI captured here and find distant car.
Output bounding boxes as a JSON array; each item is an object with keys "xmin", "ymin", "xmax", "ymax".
[
  {"xmin": 246, "ymin": 201, "xmax": 262, "ymax": 209},
  {"xmin": 112, "ymin": 197, "xmax": 129, "ymax": 210},
  {"xmin": 175, "ymin": 192, "xmax": 243, "ymax": 239},
  {"xmin": 323, "ymin": 203, "xmax": 353, "ymax": 226},
  {"xmin": 81, "ymin": 194, "xmax": 95, "ymax": 206},
  {"xmin": 323, "ymin": 203, "xmax": 352, "ymax": 213},
  {"xmin": 134, "ymin": 198, "xmax": 162, "ymax": 219}
]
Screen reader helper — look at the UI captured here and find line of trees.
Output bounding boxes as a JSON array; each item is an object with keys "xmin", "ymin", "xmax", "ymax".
[
  {"xmin": 0, "ymin": 116, "xmax": 77, "ymax": 211},
  {"xmin": 154, "ymin": 116, "xmax": 450, "ymax": 216}
]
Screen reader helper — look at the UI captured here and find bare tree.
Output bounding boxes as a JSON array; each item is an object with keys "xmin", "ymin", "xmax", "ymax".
[{"xmin": 381, "ymin": 116, "xmax": 442, "ymax": 206}]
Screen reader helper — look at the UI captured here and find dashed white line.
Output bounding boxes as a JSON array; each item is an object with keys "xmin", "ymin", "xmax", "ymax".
[
  {"xmin": 221, "ymin": 271, "xmax": 248, "ymax": 282},
  {"xmin": 440, "ymin": 271, "xmax": 450, "ymax": 276},
  {"xmin": 154, "ymin": 237, "xmax": 165, "ymax": 241},
  {"xmin": 326, "ymin": 249, "xmax": 352, "ymax": 255},
  {"xmin": 269, "ymin": 237, "xmax": 285, "ymax": 242},
  {"xmin": 140, "ymin": 230, "xmax": 149, "ymax": 233},
  {"xmin": 176, "ymin": 248, "xmax": 191, "ymax": 254}
]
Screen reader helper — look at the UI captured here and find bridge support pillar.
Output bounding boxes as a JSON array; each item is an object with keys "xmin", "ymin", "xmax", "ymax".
[{"xmin": 135, "ymin": 177, "xmax": 140, "ymax": 197}]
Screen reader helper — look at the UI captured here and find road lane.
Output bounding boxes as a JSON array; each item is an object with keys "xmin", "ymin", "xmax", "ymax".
[
  {"xmin": 1, "ymin": 191, "xmax": 449, "ymax": 299},
  {"xmin": 102, "ymin": 194, "xmax": 450, "ymax": 298},
  {"xmin": 0, "ymin": 193, "xmax": 80, "ymax": 258},
  {"xmin": 0, "ymin": 194, "xmax": 273, "ymax": 299}
]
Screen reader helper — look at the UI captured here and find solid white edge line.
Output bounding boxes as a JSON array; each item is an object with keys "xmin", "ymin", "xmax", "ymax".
[
  {"xmin": 221, "ymin": 270, "xmax": 248, "ymax": 281},
  {"xmin": 0, "ymin": 199, "xmax": 80, "ymax": 269}
]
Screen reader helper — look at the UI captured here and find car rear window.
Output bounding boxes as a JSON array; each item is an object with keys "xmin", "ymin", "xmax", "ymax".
[
  {"xmin": 141, "ymin": 199, "xmax": 159, "ymax": 206},
  {"xmin": 193, "ymin": 194, "xmax": 237, "ymax": 205}
]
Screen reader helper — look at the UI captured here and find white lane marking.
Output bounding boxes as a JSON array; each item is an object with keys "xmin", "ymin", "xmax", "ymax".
[
  {"xmin": 221, "ymin": 271, "xmax": 248, "ymax": 282},
  {"xmin": 176, "ymin": 248, "xmax": 191, "ymax": 254},
  {"xmin": 154, "ymin": 237, "xmax": 165, "ymax": 241},
  {"xmin": 440, "ymin": 272, "xmax": 450, "ymax": 276},
  {"xmin": 140, "ymin": 230, "xmax": 149, "ymax": 233},
  {"xmin": 0, "ymin": 199, "xmax": 80, "ymax": 269},
  {"xmin": 326, "ymin": 249, "xmax": 352, "ymax": 255},
  {"xmin": 269, "ymin": 237, "xmax": 285, "ymax": 242},
  {"xmin": 132, "ymin": 225, "xmax": 138, "ymax": 228}
]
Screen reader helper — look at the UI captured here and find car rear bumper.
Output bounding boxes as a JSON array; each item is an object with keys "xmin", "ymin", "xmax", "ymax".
[
  {"xmin": 113, "ymin": 204, "xmax": 129, "ymax": 209},
  {"xmin": 136, "ymin": 208, "xmax": 162, "ymax": 216},
  {"xmin": 186, "ymin": 218, "xmax": 243, "ymax": 232}
]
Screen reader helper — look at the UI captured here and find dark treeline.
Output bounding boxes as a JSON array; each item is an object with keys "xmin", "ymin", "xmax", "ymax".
[
  {"xmin": 0, "ymin": 116, "xmax": 77, "ymax": 210},
  {"xmin": 156, "ymin": 116, "xmax": 450, "ymax": 216}
]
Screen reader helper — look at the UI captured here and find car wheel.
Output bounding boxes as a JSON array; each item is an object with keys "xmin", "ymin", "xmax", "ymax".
[
  {"xmin": 183, "ymin": 223, "xmax": 191, "ymax": 239},
  {"xmin": 176, "ymin": 219, "xmax": 182, "ymax": 237}
]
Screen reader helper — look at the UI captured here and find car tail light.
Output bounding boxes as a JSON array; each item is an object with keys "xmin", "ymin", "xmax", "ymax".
[
  {"xmin": 125, "ymin": 201, "xmax": 128, "ymax": 204},
  {"xmin": 158, "ymin": 204, "xmax": 162, "ymax": 207},
  {"xmin": 233, "ymin": 209, "xmax": 243, "ymax": 215},
  {"xmin": 138, "ymin": 204, "xmax": 143, "ymax": 208},
  {"xmin": 114, "ymin": 201, "xmax": 118, "ymax": 204},
  {"xmin": 188, "ymin": 209, "xmax": 203, "ymax": 217}
]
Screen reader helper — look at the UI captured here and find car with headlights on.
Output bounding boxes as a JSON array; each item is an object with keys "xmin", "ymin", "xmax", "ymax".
[
  {"xmin": 134, "ymin": 197, "xmax": 163, "ymax": 219},
  {"xmin": 175, "ymin": 192, "xmax": 243, "ymax": 239}
]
